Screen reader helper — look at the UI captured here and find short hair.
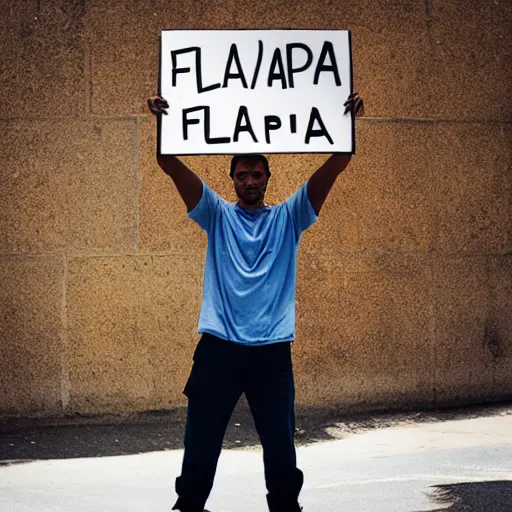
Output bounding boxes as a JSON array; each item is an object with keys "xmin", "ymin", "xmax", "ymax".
[{"xmin": 229, "ymin": 154, "xmax": 271, "ymax": 179}]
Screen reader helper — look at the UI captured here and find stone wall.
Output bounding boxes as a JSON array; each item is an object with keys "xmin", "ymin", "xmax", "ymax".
[{"xmin": 1, "ymin": 0, "xmax": 511, "ymax": 417}]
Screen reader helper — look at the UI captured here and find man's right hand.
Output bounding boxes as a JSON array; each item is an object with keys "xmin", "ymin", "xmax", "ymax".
[{"xmin": 147, "ymin": 96, "xmax": 169, "ymax": 115}]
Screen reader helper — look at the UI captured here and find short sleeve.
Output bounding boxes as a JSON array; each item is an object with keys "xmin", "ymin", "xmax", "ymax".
[
  {"xmin": 187, "ymin": 180, "xmax": 221, "ymax": 233},
  {"xmin": 284, "ymin": 181, "xmax": 319, "ymax": 235}
]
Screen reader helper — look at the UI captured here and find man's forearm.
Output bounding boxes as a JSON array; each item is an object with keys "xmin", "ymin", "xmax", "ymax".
[
  {"xmin": 156, "ymin": 154, "xmax": 203, "ymax": 212},
  {"xmin": 307, "ymin": 153, "xmax": 353, "ymax": 214},
  {"xmin": 323, "ymin": 153, "xmax": 352, "ymax": 174},
  {"xmin": 157, "ymin": 154, "xmax": 189, "ymax": 177}
]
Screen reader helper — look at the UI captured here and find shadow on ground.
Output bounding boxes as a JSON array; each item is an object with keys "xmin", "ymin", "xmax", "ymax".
[
  {"xmin": 0, "ymin": 400, "xmax": 511, "ymax": 465},
  {"xmin": 419, "ymin": 480, "xmax": 512, "ymax": 512}
]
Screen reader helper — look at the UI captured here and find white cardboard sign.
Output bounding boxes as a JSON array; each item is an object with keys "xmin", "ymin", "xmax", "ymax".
[{"xmin": 158, "ymin": 30, "xmax": 354, "ymax": 155}]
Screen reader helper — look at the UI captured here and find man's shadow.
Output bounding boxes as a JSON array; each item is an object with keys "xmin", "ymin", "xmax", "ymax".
[{"xmin": 419, "ymin": 481, "xmax": 512, "ymax": 512}]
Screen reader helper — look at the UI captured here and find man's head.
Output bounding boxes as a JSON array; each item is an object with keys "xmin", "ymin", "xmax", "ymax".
[
  {"xmin": 230, "ymin": 154, "xmax": 271, "ymax": 209},
  {"xmin": 230, "ymin": 154, "xmax": 271, "ymax": 180}
]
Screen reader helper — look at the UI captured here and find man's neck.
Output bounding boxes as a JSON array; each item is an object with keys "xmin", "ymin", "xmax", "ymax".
[{"xmin": 237, "ymin": 199, "xmax": 266, "ymax": 210}]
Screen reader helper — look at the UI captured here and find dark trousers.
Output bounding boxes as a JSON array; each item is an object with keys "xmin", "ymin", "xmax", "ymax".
[{"xmin": 172, "ymin": 333, "xmax": 303, "ymax": 512}]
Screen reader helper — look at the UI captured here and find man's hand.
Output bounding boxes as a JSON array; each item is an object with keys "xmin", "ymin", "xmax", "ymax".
[
  {"xmin": 344, "ymin": 92, "xmax": 364, "ymax": 117},
  {"xmin": 147, "ymin": 96, "xmax": 169, "ymax": 115}
]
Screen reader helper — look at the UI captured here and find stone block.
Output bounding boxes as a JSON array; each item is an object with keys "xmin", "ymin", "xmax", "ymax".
[
  {"xmin": 87, "ymin": 0, "xmax": 236, "ymax": 115},
  {"xmin": 301, "ymin": 120, "xmax": 510, "ymax": 255},
  {"xmin": 487, "ymin": 255, "xmax": 512, "ymax": 395},
  {"xmin": 67, "ymin": 254, "xmax": 204, "ymax": 414},
  {"xmin": 428, "ymin": 0, "xmax": 512, "ymax": 121},
  {"xmin": 295, "ymin": 252, "xmax": 511, "ymax": 408},
  {"xmin": 430, "ymin": 123, "xmax": 511, "ymax": 253},
  {"xmin": 0, "ymin": 257, "xmax": 64, "ymax": 416},
  {"xmin": 0, "ymin": 120, "xmax": 136, "ymax": 254},
  {"xmin": 0, "ymin": 0, "xmax": 86, "ymax": 118},
  {"xmin": 430, "ymin": 256, "xmax": 498, "ymax": 404},
  {"xmin": 294, "ymin": 252, "xmax": 434, "ymax": 408}
]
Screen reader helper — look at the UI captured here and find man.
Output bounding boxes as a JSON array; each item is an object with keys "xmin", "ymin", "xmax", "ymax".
[{"xmin": 148, "ymin": 93, "xmax": 364, "ymax": 512}]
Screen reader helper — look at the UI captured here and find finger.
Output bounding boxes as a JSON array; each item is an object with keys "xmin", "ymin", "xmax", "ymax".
[
  {"xmin": 354, "ymin": 99, "xmax": 364, "ymax": 117},
  {"xmin": 148, "ymin": 103, "xmax": 164, "ymax": 115},
  {"xmin": 147, "ymin": 102, "xmax": 159, "ymax": 114},
  {"xmin": 157, "ymin": 101, "xmax": 169, "ymax": 114},
  {"xmin": 344, "ymin": 100, "xmax": 364, "ymax": 116},
  {"xmin": 147, "ymin": 100, "xmax": 157, "ymax": 113},
  {"xmin": 344, "ymin": 92, "xmax": 360, "ymax": 106},
  {"xmin": 148, "ymin": 95, "xmax": 170, "ymax": 111},
  {"xmin": 344, "ymin": 99, "xmax": 356, "ymax": 115},
  {"xmin": 344, "ymin": 98, "xmax": 354, "ymax": 112}
]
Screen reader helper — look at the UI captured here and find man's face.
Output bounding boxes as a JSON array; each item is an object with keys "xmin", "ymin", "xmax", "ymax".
[{"xmin": 233, "ymin": 160, "xmax": 268, "ymax": 209}]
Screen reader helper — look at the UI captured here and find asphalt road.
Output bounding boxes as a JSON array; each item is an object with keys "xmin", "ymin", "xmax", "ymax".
[{"xmin": 1, "ymin": 404, "xmax": 511, "ymax": 511}]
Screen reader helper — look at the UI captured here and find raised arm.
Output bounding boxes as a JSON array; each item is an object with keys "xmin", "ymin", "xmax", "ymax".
[
  {"xmin": 148, "ymin": 96, "xmax": 203, "ymax": 212},
  {"xmin": 307, "ymin": 153, "xmax": 352, "ymax": 215},
  {"xmin": 306, "ymin": 93, "xmax": 364, "ymax": 215}
]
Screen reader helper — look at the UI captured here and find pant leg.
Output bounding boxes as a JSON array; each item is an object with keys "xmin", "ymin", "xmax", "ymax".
[
  {"xmin": 244, "ymin": 342, "xmax": 303, "ymax": 512},
  {"xmin": 173, "ymin": 334, "xmax": 243, "ymax": 512}
]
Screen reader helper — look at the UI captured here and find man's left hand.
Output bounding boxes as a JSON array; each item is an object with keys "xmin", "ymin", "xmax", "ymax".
[{"xmin": 344, "ymin": 93, "xmax": 364, "ymax": 117}]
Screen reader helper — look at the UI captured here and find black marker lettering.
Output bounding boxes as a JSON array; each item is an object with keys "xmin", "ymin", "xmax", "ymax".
[
  {"xmin": 203, "ymin": 106, "xmax": 230, "ymax": 144},
  {"xmin": 251, "ymin": 40, "xmax": 264, "ymax": 89},
  {"xmin": 305, "ymin": 107, "xmax": 334, "ymax": 144},
  {"xmin": 223, "ymin": 44, "xmax": 248, "ymax": 88},
  {"xmin": 313, "ymin": 41, "xmax": 341, "ymax": 86},
  {"xmin": 171, "ymin": 47, "xmax": 196, "ymax": 86},
  {"xmin": 233, "ymin": 106, "xmax": 258, "ymax": 143},
  {"xmin": 182, "ymin": 106, "xmax": 230, "ymax": 144},
  {"xmin": 286, "ymin": 43, "xmax": 313, "ymax": 88},
  {"xmin": 264, "ymin": 115, "xmax": 282, "ymax": 144},
  {"xmin": 267, "ymin": 49, "xmax": 287, "ymax": 89},
  {"xmin": 195, "ymin": 47, "xmax": 221, "ymax": 93},
  {"xmin": 182, "ymin": 106, "xmax": 205, "ymax": 140},
  {"xmin": 171, "ymin": 47, "xmax": 221, "ymax": 93},
  {"xmin": 289, "ymin": 114, "xmax": 297, "ymax": 134}
]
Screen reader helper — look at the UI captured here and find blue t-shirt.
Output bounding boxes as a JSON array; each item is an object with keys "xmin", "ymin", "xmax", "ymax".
[{"xmin": 188, "ymin": 181, "xmax": 318, "ymax": 345}]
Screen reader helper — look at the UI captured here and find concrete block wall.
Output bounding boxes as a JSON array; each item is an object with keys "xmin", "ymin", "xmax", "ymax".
[{"xmin": 1, "ymin": 0, "xmax": 511, "ymax": 417}]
